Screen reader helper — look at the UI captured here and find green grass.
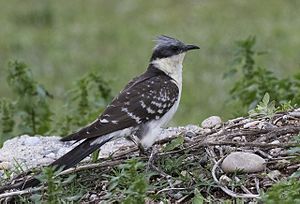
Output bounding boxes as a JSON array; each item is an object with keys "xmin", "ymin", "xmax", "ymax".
[{"xmin": 0, "ymin": 0, "xmax": 300, "ymax": 127}]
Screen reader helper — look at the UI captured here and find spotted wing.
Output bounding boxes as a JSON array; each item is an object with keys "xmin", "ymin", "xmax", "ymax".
[{"xmin": 61, "ymin": 71, "xmax": 179, "ymax": 141}]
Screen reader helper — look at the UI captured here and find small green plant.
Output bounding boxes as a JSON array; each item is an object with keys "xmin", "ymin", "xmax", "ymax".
[
  {"xmin": 6, "ymin": 61, "xmax": 53, "ymax": 136},
  {"xmin": 248, "ymin": 93, "xmax": 276, "ymax": 118},
  {"xmin": 53, "ymin": 71, "xmax": 112, "ymax": 136},
  {"xmin": 263, "ymin": 178, "xmax": 300, "ymax": 204},
  {"xmin": 28, "ymin": 166, "xmax": 79, "ymax": 203},
  {"xmin": 106, "ymin": 159, "xmax": 150, "ymax": 204},
  {"xmin": 225, "ymin": 36, "xmax": 300, "ymax": 114},
  {"xmin": 0, "ymin": 98, "xmax": 15, "ymax": 146}
]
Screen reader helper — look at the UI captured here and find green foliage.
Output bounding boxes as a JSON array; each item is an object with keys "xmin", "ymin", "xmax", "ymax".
[
  {"xmin": 226, "ymin": 36, "xmax": 300, "ymax": 113},
  {"xmin": 0, "ymin": 60, "xmax": 112, "ymax": 146},
  {"xmin": 0, "ymin": 99, "xmax": 15, "ymax": 146},
  {"xmin": 28, "ymin": 166, "xmax": 79, "ymax": 203},
  {"xmin": 163, "ymin": 135, "xmax": 184, "ymax": 152},
  {"xmin": 192, "ymin": 188, "xmax": 205, "ymax": 204},
  {"xmin": 248, "ymin": 93, "xmax": 276, "ymax": 118},
  {"xmin": 6, "ymin": 61, "xmax": 53, "ymax": 136},
  {"xmin": 106, "ymin": 159, "xmax": 150, "ymax": 204},
  {"xmin": 263, "ymin": 178, "xmax": 300, "ymax": 204},
  {"xmin": 52, "ymin": 71, "xmax": 112, "ymax": 136}
]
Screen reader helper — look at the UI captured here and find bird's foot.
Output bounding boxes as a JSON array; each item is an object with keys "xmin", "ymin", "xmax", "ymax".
[{"xmin": 146, "ymin": 145, "xmax": 159, "ymax": 171}]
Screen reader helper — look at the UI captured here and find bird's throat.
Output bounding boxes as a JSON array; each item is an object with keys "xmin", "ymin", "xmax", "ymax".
[{"xmin": 151, "ymin": 53, "xmax": 185, "ymax": 86}]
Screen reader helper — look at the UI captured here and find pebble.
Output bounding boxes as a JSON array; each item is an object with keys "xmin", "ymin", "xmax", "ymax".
[
  {"xmin": 0, "ymin": 161, "xmax": 12, "ymax": 170},
  {"xmin": 267, "ymin": 170, "xmax": 281, "ymax": 180},
  {"xmin": 289, "ymin": 111, "xmax": 300, "ymax": 118},
  {"xmin": 243, "ymin": 121, "xmax": 259, "ymax": 129},
  {"xmin": 24, "ymin": 137, "xmax": 41, "ymax": 146},
  {"xmin": 221, "ymin": 152, "xmax": 266, "ymax": 173},
  {"xmin": 201, "ymin": 116, "xmax": 222, "ymax": 128},
  {"xmin": 270, "ymin": 140, "xmax": 280, "ymax": 144},
  {"xmin": 219, "ymin": 175, "xmax": 232, "ymax": 186},
  {"xmin": 270, "ymin": 148, "xmax": 282, "ymax": 156}
]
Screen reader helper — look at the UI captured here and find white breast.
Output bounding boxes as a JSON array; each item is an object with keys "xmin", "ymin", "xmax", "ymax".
[{"xmin": 141, "ymin": 53, "xmax": 185, "ymax": 148}]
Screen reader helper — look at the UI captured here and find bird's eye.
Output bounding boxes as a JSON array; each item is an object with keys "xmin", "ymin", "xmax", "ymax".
[{"xmin": 171, "ymin": 46, "xmax": 179, "ymax": 52}]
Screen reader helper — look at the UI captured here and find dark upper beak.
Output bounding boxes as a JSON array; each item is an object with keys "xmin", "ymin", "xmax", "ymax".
[{"xmin": 184, "ymin": 44, "xmax": 200, "ymax": 51}]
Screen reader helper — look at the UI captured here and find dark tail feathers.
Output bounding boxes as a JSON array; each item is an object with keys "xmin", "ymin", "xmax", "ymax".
[{"xmin": 0, "ymin": 136, "xmax": 113, "ymax": 193}]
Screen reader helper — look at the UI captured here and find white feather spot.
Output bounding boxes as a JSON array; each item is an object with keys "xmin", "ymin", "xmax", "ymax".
[
  {"xmin": 151, "ymin": 101, "xmax": 162, "ymax": 107},
  {"xmin": 147, "ymin": 107, "xmax": 155, "ymax": 114},
  {"xmin": 140, "ymin": 100, "xmax": 146, "ymax": 108},
  {"xmin": 100, "ymin": 119, "xmax": 109, "ymax": 123}
]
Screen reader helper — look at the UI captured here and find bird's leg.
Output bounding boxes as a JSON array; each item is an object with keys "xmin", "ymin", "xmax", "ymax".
[
  {"xmin": 126, "ymin": 134, "xmax": 147, "ymax": 155},
  {"xmin": 146, "ymin": 145, "xmax": 159, "ymax": 171}
]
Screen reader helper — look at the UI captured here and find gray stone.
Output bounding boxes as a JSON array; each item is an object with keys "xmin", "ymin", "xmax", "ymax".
[
  {"xmin": 201, "ymin": 116, "xmax": 222, "ymax": 128},
  {"xmin": 270, "ymin": 148, "xmax": 282, "ymax": 156},
  {"xmin": 267, "ymin": 170, "xmax": 281, "ymax": 180},
  {"xmin": 289, "ymin": 111, "xmax": 300, "ymax": 118},
  {"xmin": 243, "ymin": 121, "xmax": 259, "ymax": 129},
  {"xmin": 221, "ymin": 152, "xmax": 266, "ymax": 173},
  {"xmin": 0, "ymin": 162, "xmax": 12, "ymax": 170},
  {"xmin": 24, "ymin": 136, "xmax": 41, "ymax": 146}
]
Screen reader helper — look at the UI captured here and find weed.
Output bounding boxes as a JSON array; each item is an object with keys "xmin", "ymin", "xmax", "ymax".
[
  {"xmin": 6, "ymin": 61, "xmax": 53, "ymax": 137},
  {"xmin": 27, "ymin": 166, "xmax": 79, "ymax": 203},
  {"xmin": 0, "ymin": 98, "xmax": 15, "ymax": 146},
  {"xmin": 105, "ymin": 159, "xmax": 150, "ymax": 204},
  {"xmin": 225, "ymin": 36, "xmax": 300, "ymax": 114}
]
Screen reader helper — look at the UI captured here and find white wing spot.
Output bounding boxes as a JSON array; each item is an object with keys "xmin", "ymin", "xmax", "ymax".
[
  {"xmin": 112, "ymin": 120, "xmax": 118, "ymax": 124},
  {"xmin": 122, "ymin": 107, "xmax": 141, "ymax": 123},
  {"xmin": 100, "ymin": 119, "xmax": 109, "ymax": 123},
  {"xmin": 158, "ymin": 109, "xmax": 163, "ymax": 114},
  {"xmin": 140, "ymin": 100, "xmax": 146, "ymax": 108},
  {"xmin": 151, "ymin": 101, "xmax": 162, "ymax": 107},
  {"xmin": 121, "ymin": 107, "xmax": 128, "ymax": 112},
  {"xmin": 147, "ymin": 107, "xmax": 155, "ymax": 114}
]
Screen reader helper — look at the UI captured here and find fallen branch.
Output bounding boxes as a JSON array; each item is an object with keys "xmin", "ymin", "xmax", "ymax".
[{"xmin": 0, "ymin": 186, "xmax": 43, "ymax": 200}]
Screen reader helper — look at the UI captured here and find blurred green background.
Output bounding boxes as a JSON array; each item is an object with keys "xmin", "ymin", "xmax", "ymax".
[{"xmin": 0, "ymin": 0, "xmax": 299, "ymax": 126}]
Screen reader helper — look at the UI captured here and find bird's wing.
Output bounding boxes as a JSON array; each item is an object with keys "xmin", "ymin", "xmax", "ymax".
[{"xmin": 61, "ymin": 71, "xmax": 179, "ymax": 141}]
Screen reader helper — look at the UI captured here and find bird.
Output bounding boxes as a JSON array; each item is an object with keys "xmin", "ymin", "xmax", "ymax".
[{"xmin": 0, "ymin": 35, "xmax": 199, "ymax": 192}]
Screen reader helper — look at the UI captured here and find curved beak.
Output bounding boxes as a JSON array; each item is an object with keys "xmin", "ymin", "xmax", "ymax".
[{"xmin": 184, "ymin": 44, "xmax": 200, "ymax": 51}]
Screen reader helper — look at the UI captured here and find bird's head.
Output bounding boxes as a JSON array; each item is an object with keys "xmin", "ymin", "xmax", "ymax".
[{"xmin": 150, "ymin": 35, "xmax": 200, "ymax": 62}]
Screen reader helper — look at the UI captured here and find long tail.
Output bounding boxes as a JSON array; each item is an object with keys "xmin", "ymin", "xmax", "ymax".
[{"xmin": 0, "ymin": 136, "xmax": 113, "ymax": 193}]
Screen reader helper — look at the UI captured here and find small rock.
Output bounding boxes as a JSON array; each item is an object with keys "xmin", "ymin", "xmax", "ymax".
[
  {"xmin": 24, "ymin": 137, "xmax": 41, "ymax": 146},
  {"xmin": 221, "ymin": 152, "xmax": 266, "ymax": 173},
  {"xmin": 267, "ymin": 170, "xmax": 281, "ymax": 180},
  {"xmin": 243, "ymin": 121, "xmax": 259, "ymax": 129},
  {"xmin": 45, "ymin": 152, "xmax": 56, "ymax": 159},
  {"xmin": 270, "ymin": 148, "xmax": 282, "ymax": 156},
  {"xmin": 232, "ymin": 137, "xmax": 242, "ymax": 142},
  {"xmin": 0, "ymin": 162, "xmax": 12, "ymax": 170},
  {"xmin": 289, "ymin": 111, "xmax": 300, "ymax": 118},
  {"xmin": 257, "ymin": 122, "xmax": 277, "ymax": 129},
  {"xmin": 185, "ymin": 131, "xmax": 196, "ymax": 138},
  {"xmin": 201, "ymin": 128, "xmax": 212, "ymax": 134},
  {"xmin": 201, "ymin": 116, "xmax": 222, "ymax": 128},
  {"xmin": 270, "ymin": 140, "xmax": 280, "ymax": 145},
  {"xmin": 219, "ymin": 175, "xmax": 232, "ymax": 186}
]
